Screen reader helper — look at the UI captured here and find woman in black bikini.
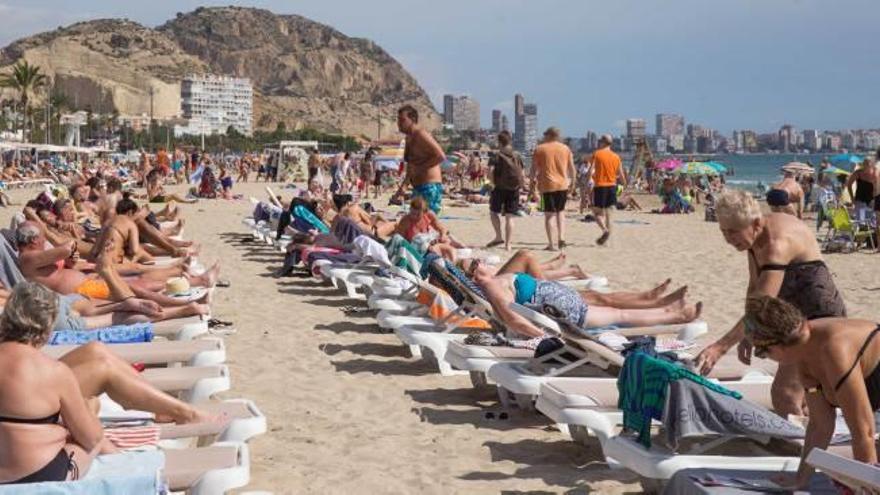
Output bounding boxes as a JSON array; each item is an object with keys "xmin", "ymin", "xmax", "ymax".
[
  {"xmin": 0, "ymin": 282, "xmax": 216, "ymax": 485},
  {"xmin": 696, "ymin": 189, "xmax": 846, "ymax": 416},
  {"xmin": 743, "ymin": 295, "xmax": 879, "ymax": 490}
]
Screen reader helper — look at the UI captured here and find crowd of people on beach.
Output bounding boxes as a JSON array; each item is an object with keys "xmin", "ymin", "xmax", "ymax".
[
  {"xmin": 248, "ymin": 104, "xmax": 880, "ymax": 492},
  {"xmin": 2, "ymin": 99, "xmax": 880, "ymax": 491}
]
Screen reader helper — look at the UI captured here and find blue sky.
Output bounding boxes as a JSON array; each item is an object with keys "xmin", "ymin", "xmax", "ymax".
[{"xmin": 1, "ymin": 0, "xmax": 878, "ymax": 136}]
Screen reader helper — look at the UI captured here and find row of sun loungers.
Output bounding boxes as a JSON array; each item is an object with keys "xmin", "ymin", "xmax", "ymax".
[
  {"xmin": 245, "ymin": 203, "xmax": 875, "ymax": 493},
  {"xmin": 8, "ymin": 235, "xmax": 265, "ymax": 493}
]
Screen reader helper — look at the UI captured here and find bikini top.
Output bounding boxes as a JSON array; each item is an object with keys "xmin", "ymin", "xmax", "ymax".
[
  {"xmin": 806, "ymin": 324, "xmax": 880, "ymax": 406},
  {"xmin": 0, "ymin": 411, "xmax": 60, "ymax": 425}
]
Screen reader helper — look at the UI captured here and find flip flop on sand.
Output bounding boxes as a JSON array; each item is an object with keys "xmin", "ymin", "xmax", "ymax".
[
  {"xmin": 208, "ymin": 318, "xmax": 234, "ymax": 329},
  {"xmin": 485, "ymin": 240, "xmax": 504, "ymax": 248},
  {"xmin": 215, "ymin": 280, "xmax": 231, "ymax": 288}
]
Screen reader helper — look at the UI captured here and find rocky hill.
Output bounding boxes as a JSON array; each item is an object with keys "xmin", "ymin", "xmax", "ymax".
[{"xmin": 0, "ymin": 7, "xmax": 439, "ymax": 137}]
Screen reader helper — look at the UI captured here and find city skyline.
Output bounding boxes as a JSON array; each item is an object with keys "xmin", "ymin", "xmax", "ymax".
[{"xmin": 2, "ymin": 0, "xmax": 879, "ymax": 135}]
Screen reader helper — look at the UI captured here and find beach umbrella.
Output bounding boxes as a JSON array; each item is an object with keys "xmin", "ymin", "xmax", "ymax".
[
  {"xmin": 654, "ymin": 158, "xmax": 682, "ymax": 171},
  {"xmin": 678, "ymin": 161, "xmax": 718, "ymax": 175},
  {"xmin": 825, "ymin": 166, "xmax": 850, "ymax": 176},
  {"xmin": 781, "ymin": 161, "xmax": 814, "ymax": 174},
  {"xmin": 830, "ymin": 153, "xmax": 863, "ymax": 167},
  {"xmin": 703, "ymin": 161, "xmax": 727, "ymax": 173}
]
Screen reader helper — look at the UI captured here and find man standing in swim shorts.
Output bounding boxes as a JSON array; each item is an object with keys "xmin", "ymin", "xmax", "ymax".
[
  {"xmin": 529, "ymin": 127, "xmax": 575, "ymax": 251},
  {"xmin": 591, "ymin": 134, "xmax": 626, "ymax": 246},
  {"xmin": 396, "ymin": 105, "xmax": 446, "ymax": 214}
]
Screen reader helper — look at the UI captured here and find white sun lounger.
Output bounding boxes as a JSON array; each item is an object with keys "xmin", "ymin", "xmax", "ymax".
[
  {"xmin": 488, "ymin": 302, "xmax": 709, "ymax": 408},
  {"xmin": 535, "ymin": 361, "xmax": 776, "ymax": 442},
  {"xmin": 807, "ymin": 447, "xmax": 880, "ymax": 493},
  {"xmin": 152, "ymin": 315, "xmax": 210, "ymax": 341},
  {"xmin": 100, "ymin": 397, "xmax": 267, "ymax": 446},
  {"xmin": 44, "ymin": 338, "xmax": 226, "ymax": 367},
  {"xmin": 141, "ymin": 365, "xmax": 231, "ymax": 403},
  {"xmin": 164, "ymin": 441, "xmax": 251, "ymax": 494}
]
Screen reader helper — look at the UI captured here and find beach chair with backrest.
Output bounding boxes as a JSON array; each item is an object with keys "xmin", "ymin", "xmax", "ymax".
[
  {"xmin": 534, "ymin": 352, "xmax": 775, "ymax": 442},
  {"xmin": 99, "ymin": 396, "xmax": 267, "ymax": 446},
  {"xmin": 823, "ymin": 205, "xmax": 876, "ymax": 252},
  {"xmin": 43, "ymin": 337, "xmax": 227, "ymax": 368},
  {"xmin": 486, "ymin": 302, "xmax": 710, "ymax": 409},
  {"xmin": 807, "ymin": 447, "xmax": 880, "ymax": 493},
  {"xmin": 0, "ymin": 442, "xmax": 251, "ymax": 494}
]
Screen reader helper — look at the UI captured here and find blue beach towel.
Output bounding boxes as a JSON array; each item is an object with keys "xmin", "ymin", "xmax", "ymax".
[
  {"xmin": 292, "ymin": 205, "xmax": 329, "ymax": 234},
  {"xmin": 48, "ymin": 322, "xmax": 154, "ymax": 346}
]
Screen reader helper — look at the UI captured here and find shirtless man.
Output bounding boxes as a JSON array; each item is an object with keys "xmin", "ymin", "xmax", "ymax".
[
  {"xmin": 395, "ymin": 105, "xmax": 446, "ymax": 214},
  {"xmin": 16, "ymin": 221, "xmax": 214, "ymax": 309},
  {"xmin": 765, "ymin": 170, "xmax": 804, "ymax": 218}
]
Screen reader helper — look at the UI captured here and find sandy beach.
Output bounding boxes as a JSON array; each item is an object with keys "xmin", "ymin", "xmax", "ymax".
[{"xmin": 2, "ymin": 181, "xmax": 875, "ymax": 494}]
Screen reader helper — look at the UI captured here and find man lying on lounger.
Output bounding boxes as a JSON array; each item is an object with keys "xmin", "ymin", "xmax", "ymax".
[{"xmin": 470, "ymin": 261, "xmax": 700, "ymax": 339}]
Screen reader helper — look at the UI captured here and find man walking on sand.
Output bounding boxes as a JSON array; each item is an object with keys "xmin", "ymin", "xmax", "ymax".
[
  {"xmin": 529, "ymin": 127, "xmax": 575, "ymax": 251},
  {"xmin": 396, "ymin": 105, "xmax": 446, "ymax": 214},
  {"xmin": 592, "ymin": 134, "xmax": 626, "ymax": 245},
  {"xmin": 486, "ymin": 130, "xmax": 525, "ymax": 250}
]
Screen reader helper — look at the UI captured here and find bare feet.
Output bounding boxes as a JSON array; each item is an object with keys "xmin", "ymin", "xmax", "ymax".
[
  {"xmin": 658, "ymin": 285, "xmax": 688, "ymax": 307},
  {"xmin": 187, "ymin": 302, "xmax": 210, "ymax": 316},
  {"xmin": 671, "ymin": 301, "xmax": 702, "ymax": 323},
  {"xmin": 570, "ymin": 264, "xmax": 591, "ymax": 279},
  {"xmin": 647, "ymin": 278, "xmax": 673, "ymax": 299},
  {"xmin": 121, "ymin": 297, "xmax": 163, "ymax": 318}
]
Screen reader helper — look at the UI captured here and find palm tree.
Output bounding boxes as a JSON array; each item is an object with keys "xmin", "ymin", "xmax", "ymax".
[{"xmin": 0, "ymin": 61, "xmax": 48, "ymax": 141}]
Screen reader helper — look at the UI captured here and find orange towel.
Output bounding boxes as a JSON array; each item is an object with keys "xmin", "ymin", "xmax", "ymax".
[
  {"xmin": 76, "ymin": 279, "xmax": 111, "ymax": 300},
  {"xmin": 416, "ymin": 288, "xmax": 491, "ymax": 330}
]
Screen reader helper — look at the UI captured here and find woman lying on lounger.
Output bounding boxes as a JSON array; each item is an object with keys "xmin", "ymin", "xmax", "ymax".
[
  {"xmin": 470, "ymin": 262, "xmax": 701, "ymax": 338},
  {"xmin": 461, "ymin": 250, "xmax": 591, "ymax": 282},
  {"xmin": 0, "ymin": 282, "xmax": 218, "ymax": 485},
  {"xmin": 743, "ymin": 295, "xmax": 880, "ymax": 490}
]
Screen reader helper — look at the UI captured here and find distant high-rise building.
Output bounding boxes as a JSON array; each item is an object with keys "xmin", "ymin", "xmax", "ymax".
[
  {"xmin": 176, "ymin": 74, "xmax": 253, "ymax": 137},
  {"xmin": 443, "ymin": 95, "xmax": 455, "ymax": 126},
  {"xmin": 826, "ymin": 135, "xmax": 842, "ymax": 151},
  {"xmin": 501, "ymin": 115, "xmax": 509, "ymax": 132},
  {"xmin": 442, "ymin": 94, "xmax": 480, "ymax": 131},
  {"xmin": 655, "ymin": 113, "xmax": 684, "ymax": 139},
  {"xmin": 514, "ymin": 94, "xmax": 524, "ymax": 116},
  {"xmin": 491, "ymin": 110, "xmax": 502, "ymax": 133},
  {"xmin": 863, "ymin": 132, "xmax": 880, "ymax": 151},
  {"xmin": 803, "ymin": 129, "xmax": 822, "ymax": 152},
  {"xmin": 778, "ymin": 125, "xmax": 796, "ymax": 153},
  {"xmin": 667, "ymin": 134, "xmax": 685, "ymax": 153},
  {"xmin": 626, "ymin": 118, "xmax": 646, "ymax": 139},
  {"xmin": 842, "ymin": 131, "xmax": 858, "ymax": 150},
  {"xmin": 585, "ymin": 131, "xmax": 598, "ymax": 151},
  {"xmin": 515, "ymin": 103, "xmax": 538, "ymax": 153}
]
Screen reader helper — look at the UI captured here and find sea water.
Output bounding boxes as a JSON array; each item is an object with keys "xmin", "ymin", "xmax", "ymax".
[{"xmin": 719, "ymin": 153, "xmax": 830, "ymax": 190}]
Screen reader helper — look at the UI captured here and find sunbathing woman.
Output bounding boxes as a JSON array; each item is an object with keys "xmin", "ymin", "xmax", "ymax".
[
  {"xmin": 471, "ymin": 261, "xmax": 701, "ymax": 339},
  {"xmin": 742, "ymin": 295, "xmax": 880, "ymax": 490},
  {"xmin": 696, "ymin": 189, "xmax": 846, "ymax": 416},
  {"xmin": 146, "ymin": 169, "xmax": 196, "ymax": 204},
  {"xmin": 0, "ymin": 282, "xmax": 216, "ymax": 484},
  {"xmin": 384, "ymin": 196, "xmax": 465, "ymax": 261}
]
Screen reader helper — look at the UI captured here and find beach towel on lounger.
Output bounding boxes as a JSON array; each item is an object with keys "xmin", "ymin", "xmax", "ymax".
[
  {"xmin": 415, "ymin": 287, "xmax": 491, "ymax": 330},
  {"xmin": 0, "ymin": 450, "xmax": 164, "ymax": 494},
  {"xmin": 618, "ymin": 352, "xmax": 742, "ymax": 448},
  {"xmin": 48, "ymin": 322, "xmax": 154, "ymax": 345},
  {"xmin": 663, "ymin": 379, "xmax": 805, "ymax": 449},
  {"xmin": 292, "ymin": 204, "xmax": 329, "ymax": 234}
]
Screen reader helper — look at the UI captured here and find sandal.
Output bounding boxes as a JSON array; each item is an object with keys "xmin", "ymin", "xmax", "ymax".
[
  {"xmin": 208, "ymin": 318, "xmax": 234, "ymax": 329},
  {"xmin": 215, "ymin": 280, "xmax": 231, "ymax": 288}
]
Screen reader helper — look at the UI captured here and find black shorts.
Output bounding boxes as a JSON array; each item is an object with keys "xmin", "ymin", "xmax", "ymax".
[
  {"xmin": 874, "ymin": 195, "xmax": 880, "ymax": 212},
  {"xmin": 490, "ymin": 188, "xmax": 519, "ymax": 215},
  {"xmin": 541, "ymin": 190, "xmax": 568, "ymax": 213},
  {"xmin": 592, "ymin": 186, "xmax": 617, "ymax": 209}
]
